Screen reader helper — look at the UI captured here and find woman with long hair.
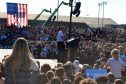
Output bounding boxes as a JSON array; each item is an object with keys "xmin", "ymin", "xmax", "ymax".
[{"xmin": 3, "ymin": 37, "xmax": 39, "ymax": 84}]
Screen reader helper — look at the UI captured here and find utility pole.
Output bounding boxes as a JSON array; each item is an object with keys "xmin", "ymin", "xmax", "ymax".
[
  {"xmin": 98, "ymin": 3, "xmax": 102, "ymax": 28},
  {"xmin": 69, "ymin": 0, "xmax": 73, "ymax": 39},
  {"xmin": 68, "ymin": 0, "xmax": 81, "ymax": 62},
  {"xmin": 102, "ymin": 2, "xmax": 107, "ymax": 28},
  {"xmin": 57, "ymin": 0, "xmax": 59, "ymax": 21}
]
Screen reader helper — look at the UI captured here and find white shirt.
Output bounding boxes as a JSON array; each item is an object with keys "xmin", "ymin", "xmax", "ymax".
[
  {"xmin": 57, "ymin": 30, "xmax": 64, "ymax": 42},
  {"xmin": 29, "ymin": 59, "xmax": 39, "ymax": 71},
  {"xmin": 73, "ymin": 60, "xmax": 81, "ymax": 74},
  {"xmin": 106, "ymin": 58, "xmax": 126, "ymax": 78}
]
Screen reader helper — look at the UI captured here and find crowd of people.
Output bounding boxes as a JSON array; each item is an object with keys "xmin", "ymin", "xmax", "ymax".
[
  {"xmin": 0, "ymin": 37, "xmax": 126, "ymax": 84},
  {"xmin": 1, "ymin": 24, "xmax": 126, "ymax": 61},
  {"xmin": 0, "ymin": 24, "xmax": 126, "ymax": 84},
  {"xmin": 0, "ymin": 24, "xmax": 59, "ymax": 59}
]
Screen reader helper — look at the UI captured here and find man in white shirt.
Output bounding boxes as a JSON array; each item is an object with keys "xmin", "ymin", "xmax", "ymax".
[
  {"xmin": 104, "ymin": 49, "xmax": 126, "ymax": 78},
  {"xmin": 57, "ymin": 28, "xmax": 64, "ymax": 42},
  {"xmin": 57, "ymin": 26, "xmax": 66, "ymax": 63}
]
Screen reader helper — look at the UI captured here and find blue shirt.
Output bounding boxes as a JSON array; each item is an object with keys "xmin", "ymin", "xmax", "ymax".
[{"xmin": 57, "ymin": 30, "xmax": 64, "ymax": 42}]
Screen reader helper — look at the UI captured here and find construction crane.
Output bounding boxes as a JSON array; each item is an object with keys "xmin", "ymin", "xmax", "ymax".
[
  {"xmin": 42, "ymin": 1, "xmax": 69, "ymax": 28},
  {"xmin": 32, "ymin": 8, "xmax": 51, "ymax": 26}
]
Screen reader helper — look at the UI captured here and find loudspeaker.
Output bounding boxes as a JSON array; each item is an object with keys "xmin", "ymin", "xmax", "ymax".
[
  {"xmin": 72, "ymin": 2, "xmax": 81, "ymax": 15},
  {"xmin": 76, "ymin": 10, "xmax": 80, "ymax": 17}
]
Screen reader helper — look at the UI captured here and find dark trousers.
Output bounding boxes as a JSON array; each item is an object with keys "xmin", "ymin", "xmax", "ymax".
[{"xmin": 57, "ymin": 42, "xmax": 67, "ymax": 63}]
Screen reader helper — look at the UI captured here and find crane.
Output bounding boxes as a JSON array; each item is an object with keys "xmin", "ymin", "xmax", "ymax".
[
  {"xmin": 41, "ymin": 1, "xmax": 69, "ymax": 28},
  {"xmin": 32, "ymin": 8, "xmax": 51, "ymax": 26}
]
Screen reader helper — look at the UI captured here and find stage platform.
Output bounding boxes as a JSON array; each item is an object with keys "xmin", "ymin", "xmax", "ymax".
[{"xmin": 0, "ymin": 49, "xmax": 57, "ymax": 68}]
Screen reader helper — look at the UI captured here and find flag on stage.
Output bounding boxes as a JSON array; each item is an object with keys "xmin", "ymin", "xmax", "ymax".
[{"xmin": 6, "ymin": 3, "xmax": 28, "ymax": 27}]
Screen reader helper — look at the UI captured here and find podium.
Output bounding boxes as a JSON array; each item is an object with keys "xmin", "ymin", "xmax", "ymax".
[{"xmin": 66, "ymin": 38, "xmax": 80, "ymax": 62}]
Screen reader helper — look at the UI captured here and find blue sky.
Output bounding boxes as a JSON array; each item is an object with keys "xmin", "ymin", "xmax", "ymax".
[{"xmin": 0, "ymin": 0, "xmax": 126, "ymax": 24}]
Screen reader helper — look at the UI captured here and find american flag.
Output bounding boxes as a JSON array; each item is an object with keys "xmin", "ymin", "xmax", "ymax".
[{"xmin": 7, "ymin": 3, "xmax": 28, "ymax": 27}]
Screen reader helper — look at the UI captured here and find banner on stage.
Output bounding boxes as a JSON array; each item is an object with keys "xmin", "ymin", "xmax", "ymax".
[{"xmin": 85, "ymin": 69, "xmax": 107, "ymax": 79}]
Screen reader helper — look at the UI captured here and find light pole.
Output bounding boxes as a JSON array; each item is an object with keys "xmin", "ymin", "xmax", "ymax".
[
  {"xmin": 57, "ymin": 0, "xmax": 59, "ymax": 21},
  {"xmin": 69, "ymin": 0, "xmax": 73, "ymax": 39},
  {"xmin": 102, "ymin": 1, "xmax": 107, "ymax": 28},
  {"xmin": 98, "ymin": 3, "xmax": 102, "ymax": 28}
]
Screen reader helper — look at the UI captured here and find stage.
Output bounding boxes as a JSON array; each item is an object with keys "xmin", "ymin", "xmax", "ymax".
[{"xmin": 0, "ymin": 49, "xmax": 57, "ymax": 68}]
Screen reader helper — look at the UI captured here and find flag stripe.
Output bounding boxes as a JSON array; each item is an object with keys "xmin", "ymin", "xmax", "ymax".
[
  {"xmin": 26, "ymin": 4, "xmax": 28, "ymax": 25},
  {"xmin": 12, "ymin": 15, "xmax": 14, "ymax": 24},
  {"xmin": 23, "ymin": 5, "xmax": 25, "ymax": 26},
  {"xmin": 8, "ymin": 15, "xmax": 10, "ymax": 25},
  {"xmin": 10, "ymin": 15, "xmax": 12, "ymax": 25},
  {"xmin": 15, "ymin": 14, "xmax": 18, "ymax": 26},
  {"xmin": 25, "ymin": 5, "xmax": 27, "ymax": 26},
  {"xmin": 18, "ymin": 4, "xmax": 20, "ymax": 26},
  {"xmin": 19, "ymin": 4, "xmax": 22, "ymax": 27},
  {"xmin": 21, "ymin": 4, "xmax": 23, "ymax": 27},
  {"xmin": 7, "ymin": 14, "xmax": 9, "ymax": 26},
  {"xmin": 7, "ymin": 3, "xmax": 28, "ymax": 27}
]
